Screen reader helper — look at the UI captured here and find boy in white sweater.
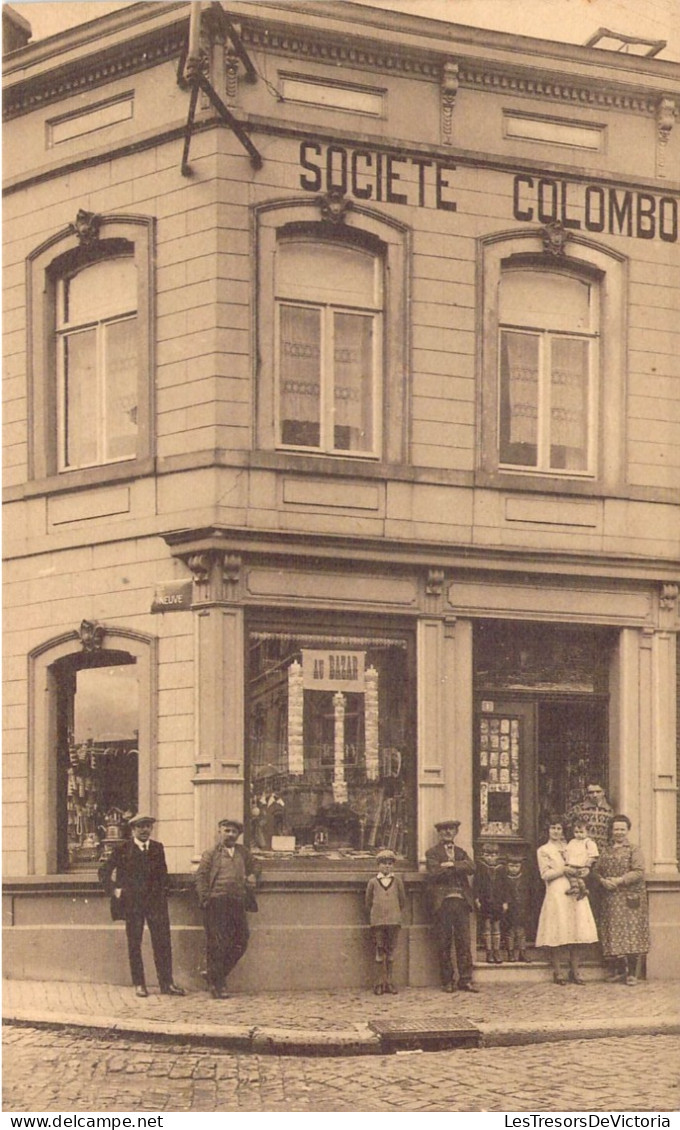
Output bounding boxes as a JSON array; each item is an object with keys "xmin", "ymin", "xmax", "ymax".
[{"xmin": 365, "ymin": 848, "xmax": 406, "ymax": 995}]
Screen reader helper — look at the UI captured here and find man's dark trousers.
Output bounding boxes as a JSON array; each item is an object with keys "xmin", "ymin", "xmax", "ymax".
[
  {"xmin": 435, "ymin": 896, "xmax": 473, "ymax": 987},
  {"xmin": 125, "ymin": 898, "xmax": 173, "ymax": 989},
  {"xmin": 204, "ymin": 895, "xmax": 249, "ymax": 990}
]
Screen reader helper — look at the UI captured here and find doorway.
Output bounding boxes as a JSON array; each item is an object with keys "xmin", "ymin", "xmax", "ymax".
[{"xmin": 473, "ymin": 620, "xmax": 612, "ymax": 946}]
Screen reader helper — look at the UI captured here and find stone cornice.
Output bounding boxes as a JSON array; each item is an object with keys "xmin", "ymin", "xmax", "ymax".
[
  {"xmin": 242, "ymin": 22, "xmax": 665, "ymax": 116},
  {"xmin": 2, "ymin": 18, "xmax": 187, "ymax": 121},
  {"xmin": 4, "ymin": 4, "xmax": 675, "ymax": 124}
]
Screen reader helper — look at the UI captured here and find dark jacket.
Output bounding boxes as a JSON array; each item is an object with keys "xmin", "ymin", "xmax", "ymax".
[
  {"xmin": 99, "ymin": 838, "xmax": 168, "ymax": 914},
  {"xmin": 195, "ymin": 842, "xmax": 261, "ymax": 908},
  {"xmin": 474, "ymin": 860, "xmax": 512, "ymax": 918},
  {"xmin": 425, "ymin": 842, "xmax": 475, "ymax": 914}
]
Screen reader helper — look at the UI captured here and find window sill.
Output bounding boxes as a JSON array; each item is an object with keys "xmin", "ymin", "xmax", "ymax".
[
  {"xmin": 7, "ymin": 457, "xmax": 156, "ymax": 502},
  {"xmin": 474, "ymin": 468, "xmax": 679, "ymax": 505}
]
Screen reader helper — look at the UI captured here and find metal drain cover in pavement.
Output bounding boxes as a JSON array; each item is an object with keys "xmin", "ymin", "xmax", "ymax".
[{"xmin": 369, "ymin": 1016, "xmax": 481, "ymax": 1051}]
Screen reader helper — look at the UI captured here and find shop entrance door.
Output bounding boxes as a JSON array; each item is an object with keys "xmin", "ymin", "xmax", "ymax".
[{"xmin": 474, "ymin": 693, "xmax": 608, "ymax": 945}]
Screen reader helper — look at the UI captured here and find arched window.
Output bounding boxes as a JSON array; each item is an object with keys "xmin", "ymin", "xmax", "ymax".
[
  {"xmin": 498, "ymin": 267, "xmax": 599, "ymax": 474},
  {"xmin": 28, "ymin": 626, "xmax": 155, "ymax": 875},
  {"xmin": 479, "ymin": 231, "xmax": 626, "ymax": 488},
  {"xmin": 27, "ymin": 213, "xmax": 154, "ymax": 487},
  {"xmin": 56, "ymin": 255, "xmax": 139, "ymax": 471},
  {"xmin": 275, "ymin": 238, "xmax": 383, "ymax": 456},
  {"xmin": 256, "ymin": 200, "xmax": 409, "ymax": 465}
]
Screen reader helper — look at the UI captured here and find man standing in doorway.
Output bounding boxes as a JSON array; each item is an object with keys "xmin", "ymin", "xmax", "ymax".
[
  {"xmin": 425, "ymin": 818, "xmax": 480, "ymax": 993},
  {"xmin": 566, "ymin": 783, "xmax": 614, "ymax": 852},
  {"xmin": 195, "ymin": 818, "xmax": 261, "ymax": 998},
  {"xmin": 99, "ymin": 814, "xmax": 186, "ymax": 999}
]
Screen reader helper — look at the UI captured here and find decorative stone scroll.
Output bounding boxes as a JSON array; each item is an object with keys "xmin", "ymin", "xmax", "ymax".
[{"xmin": 441, "ymin": 60, "xmax": 459, "ymax": 145}]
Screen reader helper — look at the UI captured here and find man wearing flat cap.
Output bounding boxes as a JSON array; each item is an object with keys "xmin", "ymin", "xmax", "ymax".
[
  {"xmin": 195, "ymin": 818, "xmax": 261, "ymax": 998},
  {"xmin": 425, "ymin": 818, "xmax": 479, "ymax": 993},
  {"xmin": 99, "ymin": 814, "xmax": 185, "ymax": 999}
]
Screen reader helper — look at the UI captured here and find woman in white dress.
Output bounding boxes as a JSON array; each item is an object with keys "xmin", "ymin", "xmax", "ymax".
[{"xmin": 535, "ymin": 817, "xmax": 598, "ymax": 984}]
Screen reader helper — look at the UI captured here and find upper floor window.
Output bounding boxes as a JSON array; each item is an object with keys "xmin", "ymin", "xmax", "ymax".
[
  {"xmin": 256, "ymin": 200, "xmax": 409, "ymax": 465},
  {"xmin": 498, "ymin": 269, "xmax": 598, "ymax": 475},
  {"xmin": 479, "ymin": 231, "xmax": 626, "ymax": 489},
  {"xmin": 57, "ymin": 256, "xmax": 138, "ymax": 471},
  {"xmin": 27, "ymin": 213, "xmax": 154, "ymax": 487},
  {"xmin": 276, "ymin": 239, "xmax": 382, "ymax": 456}
]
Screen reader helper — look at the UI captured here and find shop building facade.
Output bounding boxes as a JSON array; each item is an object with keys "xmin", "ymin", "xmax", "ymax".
[{"xmin": 3, "ymin": 0, "xmax": 679, "ymax": 989}]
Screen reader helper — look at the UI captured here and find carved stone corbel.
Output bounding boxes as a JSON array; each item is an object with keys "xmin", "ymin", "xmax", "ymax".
[
  {"xmin": 69, "ymin": 209, "xmax": 101, "ymax": 247},
  {"xmin": 79, "ymin": 619, "xmax": 105, "ymax": 651},
  {"xmin": 224, "ymin": 46, "xmax": 240, "ymax": 103},
  {"xmin": 187, "ymin": 552, "xmax": 212, "ymax": 588},
  {"xmin": 441, "ymin": 60, "xmax": 459, "ymax": 145},
  {"xmin": 183, "ymin": 549, "xmax": 242, "ymax": 601},
  {"xmin": 318, "ymin": 189, "xmax": 353, "ymax": 225},
  {"xmin": 222, "ymin": 553, "xmax": 242, "ymax": 594},
  {"xmin": 426, "ymin": 568, "xmax": 445, "ymax": 597},
  {"xmin": 660, "ymin": 582, "xmax": 679, "ymax": 614},
  {"xmin": 656, "ymin": 96, "xmax": 678, "ymax": 176},
  {"xmin": 541, "ymin": 221, "xmax": 571, "ymax": 258}
]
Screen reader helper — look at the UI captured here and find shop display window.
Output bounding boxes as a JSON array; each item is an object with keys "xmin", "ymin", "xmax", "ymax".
[{"xmin": 246, "ymin": 627, "xmax": 414, "ymax": 860}]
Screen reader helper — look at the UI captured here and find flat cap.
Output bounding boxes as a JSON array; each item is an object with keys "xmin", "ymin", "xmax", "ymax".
[
  {"xmin": 128, "ymin": 813, "xmax": 155, "ymax": 827},
  {"xmin": 218, "ymin": 818, "xmax": 244, "ymax": 833},
  {"xmin": 376, "ymin": 848, "xmax": 397, "ymax": 861},
  {"xmin": 435, "ymin": 818, "xmax": 461, "ymax": 831}
]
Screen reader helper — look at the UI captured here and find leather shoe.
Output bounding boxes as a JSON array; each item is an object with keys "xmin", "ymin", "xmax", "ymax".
[
  {"xmin": 135, "ymin": 985, "xmax": 149, "ymax": 998},
  {"xmin": 210, "ymin": 987, "xmax": 229, "ymax": 999},
  {"xmin": 160, "ymin": 984, "xmax": 186, "ymax": 997},
  {"xmin": 459, "ymin": 983, "xmax": 480, "ymax": 993},
  {"xmin": 442, "ymin": 983, "xmax": 455, "ymax": 993}
]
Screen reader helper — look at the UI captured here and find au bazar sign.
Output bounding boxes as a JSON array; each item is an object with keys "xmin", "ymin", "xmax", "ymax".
[{"xmin": 298, "ymin": 141, "xmax": 678, "ymax": 242}]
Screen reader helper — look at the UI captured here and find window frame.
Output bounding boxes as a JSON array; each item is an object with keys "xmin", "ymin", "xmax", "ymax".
[
  {"xmin": 28, "ymin": 627, "xmax": 156, "ymax": 876},
  {"xmin": 478, "ymin": 230, "xmax": 627, "ymax": 491},
  {"xmin": 274, "ymin": 237, "xmax": 384, "ymax": 457},
  {"xmin": 26, "ymin": 214, "xmax": 155, "ymax": 489},
  {"xmin": 255, "ymin": 200, "xmax": 410, "ymax": 466},
  {"xmin": 497, "ymin": 266, "xmax": 600, "ymax": 477},
  {"xmin": 244, "ymin": 610, "xmax": 418, "ymax": 864}
]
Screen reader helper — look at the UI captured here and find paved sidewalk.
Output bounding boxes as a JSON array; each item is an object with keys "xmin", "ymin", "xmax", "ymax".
[{"xmin": 4, "ymin": 977, "xmax": 679, "ymax": 1055}]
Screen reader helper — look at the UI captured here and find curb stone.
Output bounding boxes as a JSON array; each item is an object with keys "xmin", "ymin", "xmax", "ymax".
[{"xmin": 5, "ymin": 1007, "xmax": 679, "ymax": 1055}]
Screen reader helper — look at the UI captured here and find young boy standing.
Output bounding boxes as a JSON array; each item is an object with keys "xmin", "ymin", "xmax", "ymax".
[{"xmin": 365, "ymin": 848, "xmax": 406, "ymax": 995}]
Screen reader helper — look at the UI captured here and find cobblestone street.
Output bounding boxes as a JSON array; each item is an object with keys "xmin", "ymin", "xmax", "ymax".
[{"xmin": 4, "ymin": 1027, "xmax": 680, "ymax": 1113}]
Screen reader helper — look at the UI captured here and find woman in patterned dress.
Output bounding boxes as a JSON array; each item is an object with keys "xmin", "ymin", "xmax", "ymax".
[
  {"xmin": 593, "ymin": 814, "xmax": 650, "ymax": 985},
  {"xmin": 535, "ymin": 817, "xmax": 598, "ymax": 985}
]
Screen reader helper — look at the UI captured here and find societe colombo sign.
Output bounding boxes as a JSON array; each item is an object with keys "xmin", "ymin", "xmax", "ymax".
[{"xmin": 298, "ymin": 141, "xmax": 678, "ymax": 242}]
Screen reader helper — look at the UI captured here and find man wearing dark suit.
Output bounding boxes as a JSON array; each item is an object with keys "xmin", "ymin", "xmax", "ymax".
[
  {"xmin": 99, "ymin": 814, "xmax": 185, "ymax": 999},
  {"xmin": 425, "ymin": 818, "xmax": 480, "ymax": 993},
  {"xmin": 195, "ymin": 818, "xmax": 261, "ymax": 998}
]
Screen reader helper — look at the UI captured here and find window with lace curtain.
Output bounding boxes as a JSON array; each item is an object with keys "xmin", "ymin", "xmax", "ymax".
[
  {"xmin": 27, "ymin": 214, "xmax": 154, "ymax": 487},
  {"xmin": 275, "ymin": 238, "xmax": 382, "ymax": 456},
  {"xmin": 498, "ymin": 268, "xmax": 598, "ymax": 475},
  {"xmin": 56, "ymin": 256, "xmax": 138, "ymax": 471}
]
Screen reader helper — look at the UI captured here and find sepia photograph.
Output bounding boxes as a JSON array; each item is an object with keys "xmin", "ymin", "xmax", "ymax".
[{"xmin": 2, "ymin": 0, "xmax": 679, "ymax": 1115}]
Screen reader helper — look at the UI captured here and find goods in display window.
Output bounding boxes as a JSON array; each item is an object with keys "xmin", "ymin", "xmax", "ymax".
[{"xmin": 247, "ymin": 630, "xmax": 414, "ymax": 858}]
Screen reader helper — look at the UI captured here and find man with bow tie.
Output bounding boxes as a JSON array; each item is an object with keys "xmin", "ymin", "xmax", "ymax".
[
  {"xmin": 425, "ymin": 818, "xmax": 480, "ymax": 993},
  {"xmin": 99, "ymin": 814, "xmax": 185, "ymax": 999}
]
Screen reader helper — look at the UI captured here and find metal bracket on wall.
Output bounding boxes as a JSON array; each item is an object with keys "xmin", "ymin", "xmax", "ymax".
[{"xmin": 180, "ymin": 2, "xmax": 263, "ymax": 177}]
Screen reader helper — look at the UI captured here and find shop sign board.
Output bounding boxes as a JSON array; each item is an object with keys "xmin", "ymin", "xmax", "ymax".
[{"xmin": 301, "ymin": 648, "xmax": 366, "ymax": 692}]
